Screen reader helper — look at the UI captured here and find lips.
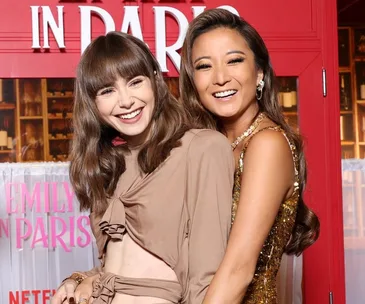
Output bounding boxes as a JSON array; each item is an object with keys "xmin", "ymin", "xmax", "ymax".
[
  {"xmin": 117, "ymin": 107, "xmax": 144, "ymax": 124},
  {"xmin": 120, "ymin": 108, "xmax": 142, "ymax": 119},
  {"xmin": 212, "ymin": 89, "xmax": 237, "ymax": 98}
]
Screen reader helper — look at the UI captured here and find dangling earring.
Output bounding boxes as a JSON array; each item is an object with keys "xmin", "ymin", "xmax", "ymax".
[{"xmin": 256, "ymin": 79, "xmax": 265, "ymax": 101}]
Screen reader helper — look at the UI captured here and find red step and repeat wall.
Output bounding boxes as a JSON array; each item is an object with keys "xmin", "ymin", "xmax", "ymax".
[{"xmin": 0, "ymin": 0, "xmax": 345, "ymax": 303}]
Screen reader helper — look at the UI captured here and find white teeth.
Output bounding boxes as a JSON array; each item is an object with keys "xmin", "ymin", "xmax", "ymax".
[
  {"xmin": 213, "ymin": 90, "xmax": 236, "ymax": 98},
  {"xmin": 121, "ymin": 109, "xmax": 141, "ymax": 119}
]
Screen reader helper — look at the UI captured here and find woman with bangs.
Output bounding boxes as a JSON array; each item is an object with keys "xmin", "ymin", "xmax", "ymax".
[{"xmin": 51, "ymin": 31, "xmax": 235, "ymax": 304}]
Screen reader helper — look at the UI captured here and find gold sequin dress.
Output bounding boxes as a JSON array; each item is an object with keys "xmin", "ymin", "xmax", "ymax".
[{"xmin": 231, "ymin": 126, "xmax": 300, "ymax": 304}]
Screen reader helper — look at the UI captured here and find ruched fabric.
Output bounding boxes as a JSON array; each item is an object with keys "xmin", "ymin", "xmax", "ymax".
[
  {"xmin": 91, "ymin": 272, "xmax": 182, "ymax": 303},
  {"xmin": 100, "ymin": 197, "xmax": 126, "ymax": 241}
]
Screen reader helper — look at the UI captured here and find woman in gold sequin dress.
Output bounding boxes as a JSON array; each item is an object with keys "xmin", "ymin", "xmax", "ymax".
[{"xmin": 179, "ymin": 9, "xmax": 320, "ymax": 304}]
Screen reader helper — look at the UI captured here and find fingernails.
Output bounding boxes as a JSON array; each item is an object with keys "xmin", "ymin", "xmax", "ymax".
[{"xmin": 69, "ymin": 297, "xmax": 75, "ymax": 304}]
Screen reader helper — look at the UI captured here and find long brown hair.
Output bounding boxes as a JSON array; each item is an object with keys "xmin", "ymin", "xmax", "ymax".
[
  {"xmin": 70, "ymin": 31, "xmax": 190, "ymax": 216},
  {"xmin": 180, "ymin": 9, "xmax": 319, "ymax": 255}
]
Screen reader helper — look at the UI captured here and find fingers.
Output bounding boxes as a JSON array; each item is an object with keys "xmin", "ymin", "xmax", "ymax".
[
  {"xmin": 51, "ymin": 281, "xmax": 89, "ymax": 304},
  {"xmin": 65, "ymin": 281, "xmax": 77, "ymax": 304},
  {"xmin": 50, "ymin": 291, "xmax": 65, "ymax": 304},
  {"xmin": 74, "ymin": 276, "xmax": 94, "ymax": 303},
  {"xmin": 74, "ymin": 284, "xmax": 92, "ymax": 303},
  {"xmin": 51, "ymin": 285, "xmax": 68, "ymax": 304},
  {"xmin": 77, "ymin": 294, "xmax": 89, "ymax": 304}
]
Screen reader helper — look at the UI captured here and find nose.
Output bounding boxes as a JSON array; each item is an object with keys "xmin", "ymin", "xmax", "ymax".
[
  {"xmin": 212, "ymin": 66, "xmax": 230, "ymax": 86},
  {"xmin": 117, "ymin": 89, "xmax": 135, "ymax": 109}
]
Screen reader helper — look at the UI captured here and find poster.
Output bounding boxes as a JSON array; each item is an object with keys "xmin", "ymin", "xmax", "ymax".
[{"xmin": 0, "ymin": 163, "xmax": 98, "ymax": 304}]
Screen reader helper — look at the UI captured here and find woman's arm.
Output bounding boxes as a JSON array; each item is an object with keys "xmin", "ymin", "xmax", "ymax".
[
  {"xmin": 203, "ymin": 130, "xmax": 295, "ymax": 304},
  {"xmin": 185, "ymin": 130, "xmax": 235, "ymax": 304},
  {"xmin": 52, "ymin": 211, "xmax": 106, "ymax": 304}
]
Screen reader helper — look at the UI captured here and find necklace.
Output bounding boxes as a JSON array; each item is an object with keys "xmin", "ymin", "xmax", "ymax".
[{"xmin": 231, "ymin": 112, "xmax": 266, "ymax": 150}]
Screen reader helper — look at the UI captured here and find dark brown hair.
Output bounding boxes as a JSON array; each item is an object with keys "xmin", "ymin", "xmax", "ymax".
[
  {"xmin": 180, "ymin": 8, "xmax": 319, "ymax": 255},
  {"xmin": 70, "ymin": 31, "xmax": 190, "ymax": 216}
]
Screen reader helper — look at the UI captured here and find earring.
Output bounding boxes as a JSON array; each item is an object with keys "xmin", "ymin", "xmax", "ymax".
[{"xmin": 256, "ymin": 79, "xmax": 265, "ymax": 101}]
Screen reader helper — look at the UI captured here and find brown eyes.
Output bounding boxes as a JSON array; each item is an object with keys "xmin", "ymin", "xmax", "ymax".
[
  {"xmin": 97, "ymin": 77, "xmax": 144, "ymax": 96},
  {"xmin": 194, "ymin": 57, "xmax": 245, "ymax": 71},
  {"xmin": 130, "ymin": 78, "xmax": 143, "ymax": 86},
  {"xmin": 228, "ymin": 57, "xmax": 244, "ymax": 64},
  {"xmin": 98, "ymin": 88, "xmax": 114, "ymax": 96},
  {"xmin": 195, "ymin": 63, "xmax": 211, "ymax": 70}
]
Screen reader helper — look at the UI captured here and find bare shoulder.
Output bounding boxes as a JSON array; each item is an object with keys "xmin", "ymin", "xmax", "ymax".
[
  {"xmin": 244, "ymin": 128, "xmax": 293, "ymax": 163},
  {"xmin": 242, "ymin": 128, "xmax": 295, "ymax": 193}
]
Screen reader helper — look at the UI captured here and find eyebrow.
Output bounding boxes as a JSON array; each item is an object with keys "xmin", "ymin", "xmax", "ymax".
[
  {"xmin": 193, "ymin": 50, "xmax": 246, "ymax": 64},
  {"xmin": 227, "ymin": 50, "xmax": 246, "ymax": 56},
  {"xmin": 193, "ymin": 56, "xmax": 210, "ymax": 65}
]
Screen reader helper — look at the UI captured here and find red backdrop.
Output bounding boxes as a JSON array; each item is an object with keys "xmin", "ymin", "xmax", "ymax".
[{"xmin": 0, "ymin": 0, "xmax": 345, "ymax": 303}]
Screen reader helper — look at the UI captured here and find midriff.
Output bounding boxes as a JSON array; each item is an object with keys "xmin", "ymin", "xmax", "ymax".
[{"xmin": 104, "ymin": 234, "xmax": 179, "ymax": 304}]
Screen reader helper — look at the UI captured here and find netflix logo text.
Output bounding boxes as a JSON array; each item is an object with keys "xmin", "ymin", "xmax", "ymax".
[{"xmin": 9, "ymin": 290, "xmax": 56, "ymax": 304}]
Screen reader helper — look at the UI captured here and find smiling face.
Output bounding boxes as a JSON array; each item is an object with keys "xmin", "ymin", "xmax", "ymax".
[
  {"xmin": 95, "ymin": 75, "xmax": 155, "ymax": 146},
  {"xmin": 192, "ymin": 27, "xmax": 263, "ymax": 122},
  {"xmin": 75, "ymin": 32, "xmax": 161, "ymax": 147}
]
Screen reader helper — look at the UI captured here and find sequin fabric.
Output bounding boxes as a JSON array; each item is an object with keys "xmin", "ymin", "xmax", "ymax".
[{"xmin": 231, "ymin": 126, "xmax": 300, "ymax": 304}]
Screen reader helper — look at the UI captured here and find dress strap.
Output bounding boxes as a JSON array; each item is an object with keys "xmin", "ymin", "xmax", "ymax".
[{"xmin": 238, "ymin": 126, "xmax": 299, "ymax": 188}]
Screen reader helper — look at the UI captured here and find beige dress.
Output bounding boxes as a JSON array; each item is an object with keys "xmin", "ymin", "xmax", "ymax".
[{"xmin": 88, "ymin": 129, "xmax": 235, "ymax": 304}]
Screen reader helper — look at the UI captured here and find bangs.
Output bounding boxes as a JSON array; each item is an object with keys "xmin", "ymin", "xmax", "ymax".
[{"xmin": 79, "ymin": 33, "xmax": 154, "ymax": 98}]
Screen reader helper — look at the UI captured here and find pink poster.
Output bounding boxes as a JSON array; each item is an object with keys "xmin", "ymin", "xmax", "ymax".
[{"xmin": 0, "ymin": 163, "xmax": 97, "ymax": 304}]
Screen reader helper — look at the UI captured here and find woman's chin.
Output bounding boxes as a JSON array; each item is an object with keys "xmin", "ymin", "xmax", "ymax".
[{"xmin": 214, "ymin": 110, "xmax": 238, "ymax": 120}]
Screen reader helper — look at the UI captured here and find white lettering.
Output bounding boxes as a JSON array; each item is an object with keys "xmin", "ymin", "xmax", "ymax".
[
  {"xmin": 31, "ymin": 6, "xmax": 40, "ymax": 48},
  {"xmin": 121, "ymin": 6, "xmax": 144, "ymax": 42},
  {"xmin": 30, "ymin": 4, "xmax": 240, "ymax": 70},
  {"xmin": 154, "ymin": 6, "xmax": 188, "ymax": 72},
  {"xmin": 79, "ymin": 6, "xmax": 116, "ymax": 53},
  {"xmin": 192, "ymin": 6, "xmax": 206, "ymax": 18},
  {"xmin": 217, "ymin": 5, "xmax": 240, "ymax": 16},
  {"xmin": 42, "ymin": 6, "xmax": 65, "ymax": 48}
]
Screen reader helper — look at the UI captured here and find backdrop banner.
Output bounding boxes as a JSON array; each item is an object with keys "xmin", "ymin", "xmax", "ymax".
[{"xmin": 0, "ymin": 162, "xmax": 98, "ymax": 304}]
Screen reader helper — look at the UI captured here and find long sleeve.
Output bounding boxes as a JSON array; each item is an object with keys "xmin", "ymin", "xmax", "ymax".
[
  {"xmin": 77, "ymin": 179, "xmax": 126, "ymax": 278},
  {"xmin": 185, "ymin": 130, "xmax": 235, "ymax": 304}
]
